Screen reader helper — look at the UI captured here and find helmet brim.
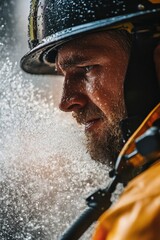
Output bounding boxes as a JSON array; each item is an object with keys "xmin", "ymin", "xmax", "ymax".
[{"xmin": 20, "ymin": 10, "xmax": 160, "ymax": 75}]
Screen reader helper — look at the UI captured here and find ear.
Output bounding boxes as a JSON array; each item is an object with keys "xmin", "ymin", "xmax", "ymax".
[{"xmin": 154, "ymin": 44, "xmax": 160, "ymax": 84}]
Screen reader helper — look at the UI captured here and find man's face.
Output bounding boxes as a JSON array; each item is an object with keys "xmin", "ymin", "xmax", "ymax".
[{"xmin": 56, "ymin": 32, "xmax": 129, "ymax": 165}]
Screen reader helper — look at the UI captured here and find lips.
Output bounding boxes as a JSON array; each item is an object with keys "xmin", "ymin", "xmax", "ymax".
[{"xmin": 85, "ymin": 118, "xmax": 101, "ymax": 132}]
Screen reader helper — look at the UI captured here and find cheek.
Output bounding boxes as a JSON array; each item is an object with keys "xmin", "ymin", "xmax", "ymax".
[
  {"xmin": 84, "ymin": 47, "xmax": 128, "ymax": 113},
  {"xmin": 85, "ymin": 67, "xmax": 125, "ymax": 109},
  {"xmin": 85, "ymin": 81, "xmax": 121, "ymax": 119},
  {"xmin": 85, "ymin": 71, "xmax": 107, "ymax": 109},
  {"xmin": 85, "ymin": 74, "xmax": 97, "ymax": 94},
  {"xmin": 102, "ymin": 60, "xmax": 128, "ymax": 106}
]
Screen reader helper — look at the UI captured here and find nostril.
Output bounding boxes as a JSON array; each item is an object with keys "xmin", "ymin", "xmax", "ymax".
[{"xmin": 67, "ymin": 104, "xmax": 82, "ymax": 111}]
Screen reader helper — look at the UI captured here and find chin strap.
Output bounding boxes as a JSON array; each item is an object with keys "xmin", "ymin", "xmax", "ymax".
[{"xmin": 59, "ymin": 103, "xmax": 160, "ymax": 240}]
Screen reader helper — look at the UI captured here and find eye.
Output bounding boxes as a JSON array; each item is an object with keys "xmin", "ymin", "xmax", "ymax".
[{"xmin": 84, "ymin": 65, "xmax": 93, "ymax": 73}]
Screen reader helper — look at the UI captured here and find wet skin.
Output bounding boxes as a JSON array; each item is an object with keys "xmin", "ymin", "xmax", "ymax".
[{"xmin": 56, "ymin": 32, "xmax": 129, "ymax": 164}]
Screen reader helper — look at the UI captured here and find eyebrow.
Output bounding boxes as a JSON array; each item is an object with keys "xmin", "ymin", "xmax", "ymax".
[{"xmin": 57, "ymin": 54, "xmax": 90, "ymax": 71}]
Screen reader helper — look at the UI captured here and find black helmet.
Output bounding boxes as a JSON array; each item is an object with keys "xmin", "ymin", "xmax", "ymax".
[
  {"xmin": 20, "ymin": 0, "xmax": 160, "ymax": 75},
  {"xmin": 20, "ymin": 0, "xmax": 160, "ymax": 140}
]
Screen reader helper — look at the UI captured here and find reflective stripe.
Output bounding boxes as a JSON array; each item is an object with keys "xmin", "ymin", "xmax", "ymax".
[
  {"xmin": 148, "ymin": 0, "xmax": 160, "ymax": 3},
  {"xmin": 29, "ymin": 0, "xmax": 39, "ymax": 44}
]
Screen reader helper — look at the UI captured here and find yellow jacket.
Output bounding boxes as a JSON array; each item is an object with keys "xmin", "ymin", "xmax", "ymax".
[{"xmin": 92, "ymin": 161, "xmax": 160, "ymax": 240}]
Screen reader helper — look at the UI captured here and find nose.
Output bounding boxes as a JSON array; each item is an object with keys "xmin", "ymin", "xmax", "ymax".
[
  {"xmin": 59, "ymin": 76, "xmax": 88, "ymax": 112},
  {"xmin": 59, "ymin": 93, "xmax": 88, "ymax": 112}
]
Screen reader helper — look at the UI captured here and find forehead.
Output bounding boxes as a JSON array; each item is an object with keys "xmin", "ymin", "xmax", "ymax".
[
  {"xmin": 59, "ymin": 32, "xmax": 114, "ymax": 50},
  {"xmin": 56, "ymin": 31, "xmax": 122, "ymax": 65}
]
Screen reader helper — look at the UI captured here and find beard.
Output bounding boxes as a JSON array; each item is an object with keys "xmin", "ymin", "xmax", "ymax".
[
  {"xmin": 86, "ymin": 117, "xmax": 123, "ymax": 166},
  {"xmin": 73, "ymin": 103, "xmax": 126, "ymax": 166}
]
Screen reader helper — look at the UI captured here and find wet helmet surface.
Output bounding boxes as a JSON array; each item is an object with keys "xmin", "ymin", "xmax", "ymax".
[{"xmin": 21, "ymin": 0, "xmax": 160, "ymax": 74}]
